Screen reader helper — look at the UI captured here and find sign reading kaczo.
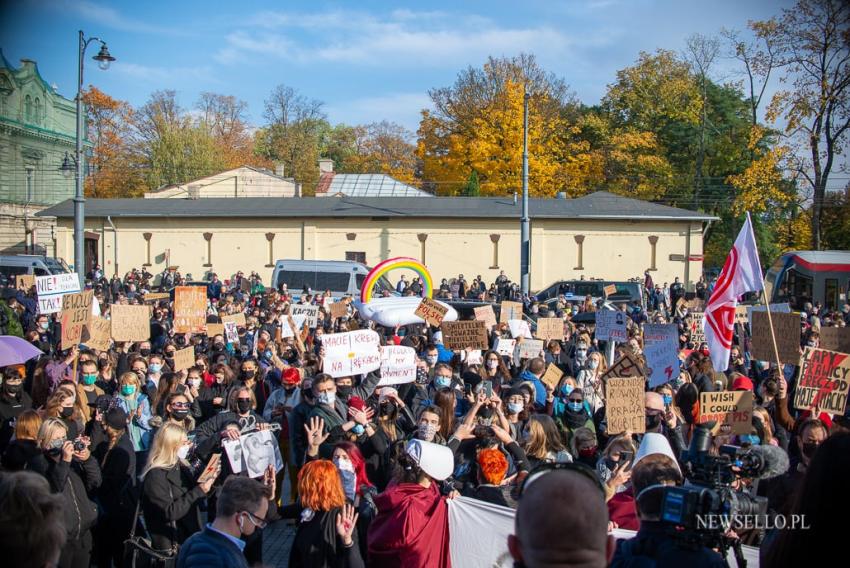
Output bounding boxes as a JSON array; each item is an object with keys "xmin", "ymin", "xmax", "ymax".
[{"xmin": 441, "ymin": 321, "xmax": 489, "ymax": 351}]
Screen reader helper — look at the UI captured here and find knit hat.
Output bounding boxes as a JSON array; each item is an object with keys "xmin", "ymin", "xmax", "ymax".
[
  {"xmin": 282, "ymin": 367, "xmax": 301, "ymax": 386},
  {"xmin": 731, "ymin": 376, "xmax": 754, "ymax": 391},
  {"xmin": 105, "ymin": 407, "xmax": 129, "ymax": 430}
]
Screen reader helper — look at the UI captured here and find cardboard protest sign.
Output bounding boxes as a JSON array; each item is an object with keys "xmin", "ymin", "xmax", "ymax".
[
  {"xmin": 734, "ymin": 306, "xmax": 749, "ymax": 325},
  {"xmin": 206, "ymin": 323, "xmax": 224, "ymax": 337},
  {"xmin": 378, "ymin": 345, "xmax": 417, "ymax": 386},
  {"xmin": 604, "ymin": 284, "xmax": 618, "ymax": 297},
  {"xmin": 442, "ymin": 321, "xmax": 489, "ymax": 351},
  {"xmin": 197, "ymin": 453, "xmax": 222, "ymax": 484},
  {"xmin": 173, "ymin": 346, "xmax": 196, "ymax": 371},
  {"xmin": 508, "ymin": 319, "xmax": 532, "ymax": 339},
  {"xmin": 224, "ymin": 321, "xmax": 239, "ymax": 345},
  {"xmin": 516, "ymin": 339, "xmax": 545, "ymax": 359},
  {"xmin": 415, "ymin": 297, "xmax": 449, "ymax": 327},
  {"xmin": 110, "ymin": 305, "xmax": 150, "ymax": 342},
  {"xmin": 750, "ymin": 311, "xmax": 801, "ymax": 364},
  {"xmin": 174, "ymin": 286, "xmax": 207, "ymax": 334},
  {"xmin": 687, "ymin": 298, "xmax": 705, "ymax": 311},
  {"xmin": 221, "ymin": 312, "xmax": 247, "ymax": 328},
  {"xmin": 36, "ymin": 273, "xmax": 80, "ymax": 315},
  {"xmin": 746, "ymin": 303, "xmax": 790, "ymax": 324},
  {"xmin": 15, "ymin": 274, "xmax": 35, "ymax": 291},
  {"xmin": 474, "ymin": 305, "xmax": 498, "ymax": 331},
  {"xmin": 290, "ymin": 304, "xmax": 320, "ymax": 328},
  {"xmin": 698, "ymin": 391, "xmax": 754, "ymax": 435},
  {"xmin": 606, "ymin": 377, "xmax": 646, "ymax": 434},
  {"xmin": 595, "ymin": 310, "xmax": 628, "ymax": 342},
  {"xmin": 602, "ymin": 352, "xmax": 644, "ymax": 380},
  {"xmin": 466, "ymin": 350, "xmax": 483, "ymax": 365},
  {"xmin": 81, "ymin": 316, "xmax": 112, "ymax": 351},
  {"xmin": 499, "ymin": 301, "xmax": 523, "ymax": 323},
  {"xmin": 540, "ymin": 363, "xmax": 564, "ymax": 390},
  {"xmin": 329, "ymin": 301, "xmax": 349, "ymax": 319},
  {"xmin": 60, "ymin": 290, "xmax": 94, "ymax": 350},
  {"xmin": 643, "ymin": 324, "xmax": 680, "ymax": 388},
  {"xmin": 689, "ymin": 312, "xmax": 706, "ymax": 345},
  {"xmin": 143, "ymin": 292, "xmax": 170, "ymax": 302},
  {"xmin": 794, "ymin": 348, "xmax": 850, "ymax": 415},
  {"xmin": 820, "ymin": 327, "xmax": 850, "ymax": 353},
  {"xmin": 495, "ymin": 338, "xmax": 516, "ymax": 357},
  {"xmin": 535, "ymin": 318, "xmax": 564, "ymax": 341},
  {"xmin": 322, "ymin": 329, "xmax": 382, "ymax": 378}
]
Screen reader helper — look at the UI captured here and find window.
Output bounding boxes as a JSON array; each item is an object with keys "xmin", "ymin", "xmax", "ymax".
[
  {"xmin": 825, "ymin": 278, "xmax": 838, "ymax": 310},
  {"xmin": 345, "ymin": 251, "xmax": 366, "ymax": 264},
  {"xmin": 276, "ymin": 270, "xmax": 349, "ymax": 293},
  {"xmin": 34, "ymin": 98, "xmax": 41, "ymax": 124},
  {"xmin": 778, "ymin": 269, "xmax": 813, "ymax": 310},
  {"xmin": 25, "ymin": 168, "xmax": 34, "ymax": 202},
  {"xmin": 25, "ymin": 95, "xmax": 32, "ymax": 122}
]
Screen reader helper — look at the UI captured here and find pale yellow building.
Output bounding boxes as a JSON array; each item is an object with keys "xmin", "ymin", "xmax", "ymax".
[
  {"xmin": 143, "ymin": 165, "xmax": 298, "ymax": 199},
  {"xmin": 38, "ymin": 191, "xmax": 715, "ymax": 290}
]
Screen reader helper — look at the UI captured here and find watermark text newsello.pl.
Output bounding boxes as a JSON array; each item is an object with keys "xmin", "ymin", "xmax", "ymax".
[{"xmin": 697, "ymin": 515, "xmax": 810, "ymax": 531}]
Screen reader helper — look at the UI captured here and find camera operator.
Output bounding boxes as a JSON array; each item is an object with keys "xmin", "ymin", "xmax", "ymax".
[{"xmin": 610, "ymin": 447, "xmax": 726, "ymax": 567}]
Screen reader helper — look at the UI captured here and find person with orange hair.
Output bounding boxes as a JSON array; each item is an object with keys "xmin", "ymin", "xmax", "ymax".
[
  {"xmin": 463, "ymin": 446, "xmax": 514, "ymax": 508},
  {"xmin": 288, "ymin": 459, "xmax": 365, "ymax": 568}
]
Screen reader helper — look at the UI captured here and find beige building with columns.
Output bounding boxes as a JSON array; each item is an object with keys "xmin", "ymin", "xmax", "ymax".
[{"xmin": 37, "ymin": 191, "xmax": 715, "ymax": 290}]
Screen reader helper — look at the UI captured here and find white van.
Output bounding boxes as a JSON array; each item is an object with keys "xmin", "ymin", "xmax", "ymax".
[
  {"xmin": 270, "ymin": 260, "xmax": 393, "ymax": 300},
  {"xmin": 0, "ymin": 254, "xmax": 71, "ymax": 284}
]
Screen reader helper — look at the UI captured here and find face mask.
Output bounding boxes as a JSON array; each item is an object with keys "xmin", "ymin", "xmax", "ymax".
[
  {"xmin": 486, "ymin": 360, "xmax": 499, "ymax": 370},
  {"xmin": 560, "ymin": 384, "xmax": 574, "ymax": 397},
  {"xmin": 575, "ymin": 349, "xmax": 587, "ymax": 362},
  {"xmin": 351, "ymin": 424, "xmax": 365, "ymax": 436},
  {"xmin": 662, "ymin": 394, "xmax": 673, "ymax": 406},
  {"xmin": 81, "ymin": 373, "xmax": 97, "ymax": 386},
  {"xmin": 335, "ymin": 460, "xmax": 357, "ymax": 501},
  {"xmin": 604, "ymin": 457, "xmax": 619, "ymax": 471},
  {"xmin": 579, "ymin": 446, "xmax": 597, "ymax": 458},
  {"xmin": 236, "ymin": 400, "xmax": 252, "ymax": 414},
  {"xmin": 5, "ymin": 382, "xmax": 22, "ymax": 395},
  {"xmin": 418, "ymin": 422, "xmax": 437, "ymax": 442},
  {"xmin": 567, "ymin": 401, "xmax": 583, "ymax": 413},
  {"xmin": 121, "ymin": 385, "xmax": 136, "ymax": 396},
  {"xmin": 147, "ymin": 363, "xmax": 161, "ymax": 374},
  {"xmin": 337, "ymin": 385, "xmax": 352, "ymax": 398},
  {"xmin": 189, "ymin": 378, "xmax": 202, "ymax": 389},
  {"xmin": 425, "ymin": 355, "xmax": 438, "ymax": 366},
  {"xmin": 645, "ymin": 413, "xmax": 662, "ymax": 430},
  {"xmin": 139, "ymin": 348, "xmax": 151, "ymax": 357},
  {"xmin": 588, "ymin": 359, "xmax": 599, "ymax": 370},
  {"xmin": 60, "ymin": 406, "xmax": 74, "ymax": 418},
  {"xmin": 801, "ymin": 441, "xmax": 820, "ymax": 459},
  {"xmin": 739, "ymin": 434, "xmax": 760, "ymax": 446},
  {"xmin": 434, "ymin": 377, "xmax": 451, "ymax": 389},
  {"xmin": 241, "ymin": 369, "xmax": 256, "ymax": 380},
  {"xmin": 213, "ymin": 343, "xmax": 225, "ymax": 351},
  {"xmin": 171, "ymin": 409, "xmax": 190, "ymax": 421},
  {"xmin": 415, "ymin": 369, "xmax": 429, "ymax": 385},
  {"xmin": 215, "ymin": 375, "xmax": 226, "ymax": 384},
  {"xmin": 177, "ymin": 444, "xmax": 190, "ymax": 460},
  {"xmin": 317, "ymin": 391, "xmax": 336, "ymax": 406},
  {"xmin": 40, "ymin": 321, "xmax": 49, "ymax": 330},
  {"xmin": 507, "ymin": 402, "xmax": 524, "ymax": 415}
]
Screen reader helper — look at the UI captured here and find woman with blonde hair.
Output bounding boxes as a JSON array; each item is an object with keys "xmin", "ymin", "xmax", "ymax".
[
  {"xmin": 141, "ymin": 423, "xmax": 215, "ymax": 552},
  {"xmin": 577, "ymin": 351, "xmax": 607, "ymax": 413},
  {"xmin": 115, "ymin": 371, "xmax": 153, "ymax": 456},
  {"xmin": 523, "ymin": 414, "xmax": 572, "ymax": 470}
]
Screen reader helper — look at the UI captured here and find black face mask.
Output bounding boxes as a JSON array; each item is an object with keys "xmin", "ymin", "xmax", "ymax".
[
  {"xmin": 801, "ymin": 441, "xmax": 820, "ymax": 460},
  {"xmin": 60, "ymin": 406, "xmax": 74, "ymax": 418},
  {"xmin": 337, "ymin": 385, "xmax": 353, "ymax": 398},
  {"xmin": 171, "ymin": 409, "xmax": 190, "ymax": 421},
  {"xmin": 242, "ymin": 370, "xmax": 256, "ymax": 380},
  {"xmin": 236, "ymin": 400, "xmax": 252, "ymax": 414},
  {"xmin": 645, "ymin": 413, "xmax": 662, "ymax": 430},
  {"xmin": 4, "ymin": 383, "xmax": 22, "ymax": 395},
  {"xmin": 213, "ymin": 343, "xmax": 225, "ymax": 351},
  {"xmin": 139, "ymin": 348, "xmax": 151, "ymax": 357}
]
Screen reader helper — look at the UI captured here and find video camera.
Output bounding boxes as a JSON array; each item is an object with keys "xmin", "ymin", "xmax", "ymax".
[{"xmin": 653, "ymin": 426, "xmax": 788, "ymax": 567}]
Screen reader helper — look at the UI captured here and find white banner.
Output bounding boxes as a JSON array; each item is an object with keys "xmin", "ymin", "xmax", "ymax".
[
  {"xmin": 322, "ymin": 329, "xmax": 382, "ymax": 378},
  {"xmin": 643, "ymin": 324, "xmax": 681, "ymax": 388},
  {"xmin": 508, "ymin": 319, "xmax": 532, "ymax": 339},
  {"xmin": 36, "ymin": 273, "xmax": 81, "ymax": 314},
  {"xmin": 291, "ymin": 304, "xmax": 320, "ymax": 328},
  {"xmin": 378, "ymin": 345, "xmax": 416, "ymax": 386},
  {"xmin": 495, "ymin": 338, "xmax": 516, "ymax": 357}
]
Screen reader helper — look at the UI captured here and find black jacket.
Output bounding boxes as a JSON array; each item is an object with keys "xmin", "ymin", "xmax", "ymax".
[
  {"xmin": 29, "ymin": 453, "xmax": 101, "ymax": 541},
  {"xmin": 95, "ymin": 431, "xmax": 137, "ymax": 519},
  {"xmin": 1, "ymin": 438, "xmax": 40, "ymax": 471},
  {"xmin": 289, "ymin": 507, "xmax": 365, "ymax": 568},
  {"xmin": 142, "ymin": 464, "xmax": 206, "ymax": 551},
  {"xmin": 0, "ymin": 390, "xmax": 32, "ymax": 452},
  {"xmin": 610, "ymin": 521, "xmax": 727, "ymax": 568}
]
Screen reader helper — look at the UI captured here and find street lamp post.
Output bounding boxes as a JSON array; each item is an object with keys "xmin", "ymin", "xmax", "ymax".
[
  {"xmin": 69, "ymin": 30, "xmax": 114, "ymax": 286},
  {"xmin": 520, "ymin": 88, "xmax": 530, "ymax": 296}
]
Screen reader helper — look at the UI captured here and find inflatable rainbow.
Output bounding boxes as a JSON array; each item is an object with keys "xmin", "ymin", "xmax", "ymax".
[{"xmin": 360, "ymin": 257, "xmax": 434, "ymax": 303}]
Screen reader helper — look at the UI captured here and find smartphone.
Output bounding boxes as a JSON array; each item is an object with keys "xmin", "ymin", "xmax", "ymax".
[
  {"xmin": 482, "ymin": 380, "xmax": 493, "ymax": 398},
  {"xmin": 620, "ymin": 451, "xmax": 634, "ymax": 470},
  {"xmin": 464, "ymin": 384, "xmax": 472, "ymax": 396}
]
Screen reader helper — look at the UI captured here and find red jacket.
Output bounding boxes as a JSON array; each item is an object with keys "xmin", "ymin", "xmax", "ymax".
[{"xmin": 608, "ymin": 487, "xmax": 640, "ymax": 531}]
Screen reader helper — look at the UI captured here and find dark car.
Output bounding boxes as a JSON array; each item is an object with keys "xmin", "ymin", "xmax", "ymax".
[{"xmin": 533, "ymin": 280, "xmax": 645, "ymax": 310}]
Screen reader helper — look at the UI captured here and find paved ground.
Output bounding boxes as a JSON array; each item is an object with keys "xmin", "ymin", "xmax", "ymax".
[{"xmin": 262, "ymin": 473, "xmax": 296, "ymax": 566}]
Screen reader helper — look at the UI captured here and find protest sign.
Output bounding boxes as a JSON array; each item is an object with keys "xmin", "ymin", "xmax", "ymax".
[
  {"xmin": 606, "ymin": 377, "xmax": 646, "ymax": 434},
  {"xmin": 540, "ymin": 363, "xmax": 564, "ymax": 390},
  {"xmin": 698, "ymin": 391, "xmax": 754, "ymax": 435},
  {"xmin": 794, "ymin": 348, "xmax": 850, "ymax": 415},
  {"xmin": 290, "ymin": 304, "xmax": 320, "ymax": 328},
  {"xmin": 535, "ymin": 318, "xmax": 563, "ymax": 341},
  {"xmin": 687, "ymin": 298, "xmax": 705, "ymax": 311},
  {"xmin": 820, "ymin": 327, "xmax": 850, "ymax": 353},
  {"xmin": 224, "ymin": 321, "xmax": 239, "ymax": 345},
  {"xmin": 495, "ymin": 338, "xmax": 516, "ymax": 356},
  {"xmin": 242, "ymin": 430, "xmax": 284, "ymax": 477},
  {"xmin": 750, "ymin": 311, "xmax": 801, "ymax": 364},
  {"xmin": 643, "ymin": 324, "xmax": 680, "ymax": 387},
  {"xmin": 174, "ymin": 286, "xmax": 207, "ymax": 334},
  {"xmin": 110, "ymin": 305, "xmax": 150, "ymax": 342},
  {"xmin": 143, "ymin": 292, "xmax": 170, "ymax": 302},
  {"xmin": 602, "ymin": 352, "xmax": 644, "ymax": 380},
  {"xmin": 507, "ymin": 319, "xmax": 532, "ymax": 339},
  {"xmin": 60, "ymin": 290, "xmax": 94, "ymax": 350},
  {"xmin": 15, "ymin": 274, "xmax": 35, "ymax": 291},
  {"xmin": 734, "ymin": 306, "xmax": 749, "ymax": 325},
  {"xmin": 206, "ymin": 323, "xmax": 224, "ymax": 337},
  {"xmin": 442, "ymin": 321, "xmax": 489, "ymax": 351},
  {"xmin": 197, "ymin": 453, "xmax": 222, "ymax": 484},
  {"xmin": 329, "ymin": 301, "xmax": 349, "ymax": 319},
  {"xmin": 36, "ymin": 273, "xmax": 80, "ymax": 314},
  {"xmin": 222, "ymin": 439, "xmax": 244, "ymax": 473},
  {"xmin": 473, "ymin": 305, "xmax": 497, "ymax": 331},
  {"xmin": 516, "ymin": 339, "xmax": 545, "ymax": 359},
  {"xmin": 221, "ymin": 312, "xmax": 247, "ymax": 328},
  {"xmin": 378, "ymin": 345, "xmax": 417, "ymax": 386},
  {"xmin": 82, "ymin": 316, "xmax": 112, "ymax": 351},
  {"xmin": 604, "ymin": 284, "xmax": 618, "ymax": 297},
  {"xmin": 596, "ymin": 310, "xmax": 628, "ymax": 342},
  {"xmin": 414, "ymin": 297, "xmax": 449, "ymax": 327},
  {"xmin": 746, "ymin": 302, "xmax": 791, "ymax": 324},
  {"xmin": 499, "ymin": 301, "xmax": 523, "ymax": 323},
  {"xmin": 465, "ymin": 350, "xmax": 483, "ymax": 366},
  {"xmin": 689, "ymin": 312, "xmax": 706, "ymax": 345},
  {"xmin": 279, "ymin": 314, "xmax": 307, "ymax": 339},
  {"xmin": 173, "ymin": 346, "xmax": 195, "ymax": 371},
  {"xmin": 322, "ymin": 329, "xmax": 382, "ymax": 378}
]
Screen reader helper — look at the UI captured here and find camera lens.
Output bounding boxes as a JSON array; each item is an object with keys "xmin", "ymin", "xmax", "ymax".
[{"xmin": 73, "ymin": 440, "xmax": 86, "ymax": 452}]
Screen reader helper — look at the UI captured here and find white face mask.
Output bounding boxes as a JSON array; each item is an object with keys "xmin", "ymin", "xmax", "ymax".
[
  {"xmin": 486, "ymin": 360, "xmax": 499, "ymax": 370},
  {"xmin": 177, "ymin": 444, "xmax": 190, "ymax": 460}
]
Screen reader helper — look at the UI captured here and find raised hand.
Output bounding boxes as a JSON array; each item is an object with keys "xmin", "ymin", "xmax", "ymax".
[
  {"xmin": 335, "ymin": 503, "xmax": 359, "ymax": 547},
  {"xmin": 304, "ymin": 416, "xmax": 329, "ymax": 450}
]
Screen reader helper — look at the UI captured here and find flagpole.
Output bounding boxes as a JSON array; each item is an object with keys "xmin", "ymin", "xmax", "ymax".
[{"xmin": 746, "ymin": 212, "xmax": 782, "ymax": 371}]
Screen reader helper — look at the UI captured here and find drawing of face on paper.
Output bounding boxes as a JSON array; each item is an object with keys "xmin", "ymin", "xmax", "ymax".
[{"xmin": 242, "ymin": 431, "xmax": 275, "ymax": 478}]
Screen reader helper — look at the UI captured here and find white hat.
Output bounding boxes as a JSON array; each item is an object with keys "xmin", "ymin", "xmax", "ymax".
[
  {"xmin": 432, "ymin": 331, "xmax": 444, "ymax": 344},
  {"xmin": 378, "ymin": 387, "xmax": 398, "ymax": 402},
  {"xmin": 405, "ymin": 439, "xmax": 454, "ymax": 481},
  {"xmin": 634, "ymin": 433, "xmax": 681, "ymax": 475}
]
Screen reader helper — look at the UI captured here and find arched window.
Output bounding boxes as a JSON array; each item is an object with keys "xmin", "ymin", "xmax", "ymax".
[
  {"xmin": 34, "ymin": 98, "xmax": 41, "ymax": 124},
  {"xmin": 25, "ymin": 95, "xmax": 32, "ymax": 122}
]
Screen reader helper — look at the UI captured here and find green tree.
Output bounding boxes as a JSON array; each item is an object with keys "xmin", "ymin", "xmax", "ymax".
[{"xmin": 461, "ymin": 170, "xmax": 480, "ymax": 196}]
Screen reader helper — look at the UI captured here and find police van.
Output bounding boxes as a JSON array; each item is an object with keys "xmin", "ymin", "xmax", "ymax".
[{"xmin": 270, "ymin": 260, "xmax": 393, "ymax": 301}]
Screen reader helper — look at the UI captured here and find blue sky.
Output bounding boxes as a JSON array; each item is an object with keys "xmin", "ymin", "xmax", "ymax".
[{"xmin": 3, "ymin": 0, "xmax": 793, "ymax": 132}]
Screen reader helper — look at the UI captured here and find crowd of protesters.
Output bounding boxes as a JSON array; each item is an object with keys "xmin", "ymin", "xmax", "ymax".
[{"xmin": 0, "ymin": 264, "xmax": 848, "ymax": 568}]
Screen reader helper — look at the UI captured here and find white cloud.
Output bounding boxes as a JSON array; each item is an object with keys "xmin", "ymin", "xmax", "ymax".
[{"xmin": 325, "ymin": 92, "xmax": 433, "ymax": 131}]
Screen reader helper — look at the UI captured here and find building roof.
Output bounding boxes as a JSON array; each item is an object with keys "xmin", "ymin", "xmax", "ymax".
[
  {"xmin": 316, "ymin": 172, "xmax": 433, "ymax": 197},
  {"xmin": 147, "ymin": 165, "xmax": 294, "ymax": 194},
  {"xmin": 38, "ymin": 191, "xmax": 717, "ymax": 221}
]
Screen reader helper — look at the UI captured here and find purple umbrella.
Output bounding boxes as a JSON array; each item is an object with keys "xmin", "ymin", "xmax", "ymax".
[{"xmin": 0, "ymin": 336, "xmax": 43, "ymax": 367}]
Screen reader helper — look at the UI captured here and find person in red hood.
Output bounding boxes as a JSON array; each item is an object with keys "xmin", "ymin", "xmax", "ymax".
[{"xmin": 367, "ymin": 439, "xmax": 455, "ymax": 567}]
